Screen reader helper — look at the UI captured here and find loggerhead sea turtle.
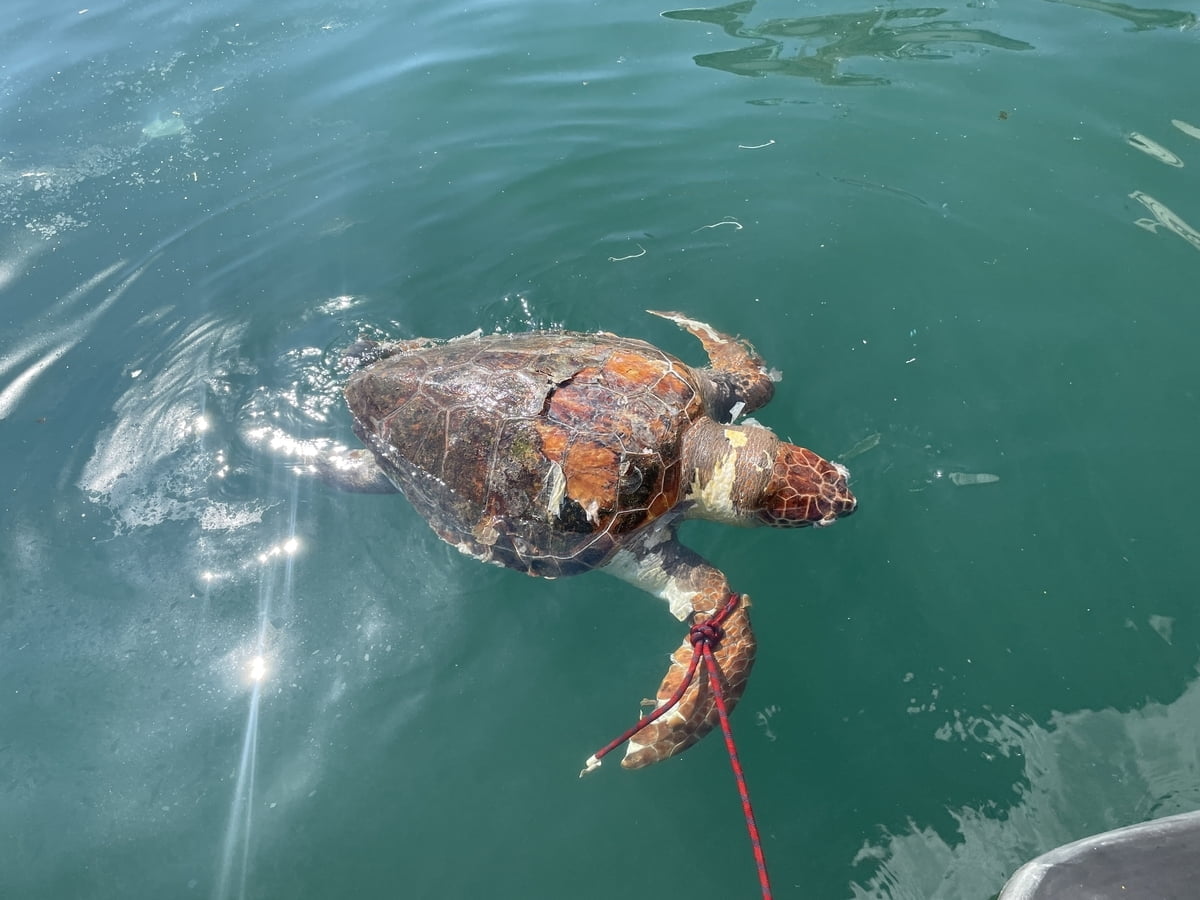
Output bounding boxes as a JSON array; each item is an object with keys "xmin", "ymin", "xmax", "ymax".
[{"xmin": 318, "ymin": 311, "xmax": 856, "ymax": 769}]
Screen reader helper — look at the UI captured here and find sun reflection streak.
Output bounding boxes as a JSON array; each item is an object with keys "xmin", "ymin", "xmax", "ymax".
[
  {"xmin": 213, "ymin": 479, "xmax": 302, "ymax": 899},
  {"xmin": 214, "ymin": 681, "xmax": 260, "ymax": 900},
  {"xmin": 196, "ymin": 535, "xmax": 303, "ymax": 587}
]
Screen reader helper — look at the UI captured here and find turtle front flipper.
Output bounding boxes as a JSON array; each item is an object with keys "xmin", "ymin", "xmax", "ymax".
[
  {"xmin": 646, "ymin": 309, "xmax": 778, "ymax": 421},
  {"xmin": 601, "ymin": 529, "xmax": 757, "ymax": 769},
  {"xmin": 312, "ymin": 448, "xmax": 399, "ymax": 494},
  {"xmin": 340, "ymin": 335, "xmax": 438, "ymax": 371}
]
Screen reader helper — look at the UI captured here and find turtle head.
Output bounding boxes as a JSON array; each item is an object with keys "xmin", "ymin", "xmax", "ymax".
[
  {"xmin": 683, "ymin": 421, "xmax": 855, "ymax": 528},
  {"xmin": 756, "ymin": 442, "xmax": 856, "ymax": 528}
]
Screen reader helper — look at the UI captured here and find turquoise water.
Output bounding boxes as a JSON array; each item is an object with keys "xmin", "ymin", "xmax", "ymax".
[{"xmin": 3, "ymin": 1, "xmax": 1199, "ymax": 897}]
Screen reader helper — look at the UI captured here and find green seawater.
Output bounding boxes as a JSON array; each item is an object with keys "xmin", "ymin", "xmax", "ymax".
[{"xmin": 2, "ymin": 1, "xmax": 1199, "ymax": 897}]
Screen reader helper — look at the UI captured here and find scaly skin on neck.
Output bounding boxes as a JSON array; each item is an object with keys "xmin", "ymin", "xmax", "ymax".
[{"xmin": 680, "ymin": 418, "xmax": 778, "ymax": 525}]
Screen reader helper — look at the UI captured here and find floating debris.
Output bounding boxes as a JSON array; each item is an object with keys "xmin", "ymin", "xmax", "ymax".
[
  {"xmin": 142, "ymin": 115, "xmax": 187, "ymax": 139},
  {"xmin": 1148, "ymin": 614, "xmax": 1174, "ymax": 644},
  {"xmin": 1126, "ymin": 132, "xmax": 1183, "ymax": 167},
  {"xmin": 948, "ymin": 472, "xmax": 999, "ymax": 486},
  {"xmin": 693, "ymin": 217, "xmax": 743, "ymax": 232},
  {"xmin": 1130, "ymin": 190, "xmax": 1200, "ymax": 253},
  {"xmin": 1172, "ymin": 119, "xmax": 1200, "ymax": 141},
  {"xmin": 754, "ymin": 704, "xmax": 781, "ymax": 742},
  {"xmin": 607, "ymin": 244, "xmax": 646, "ymax": 262},
  {"xmin": 841, "ymin": 431, "xmax": 881, "ymax": 460}
]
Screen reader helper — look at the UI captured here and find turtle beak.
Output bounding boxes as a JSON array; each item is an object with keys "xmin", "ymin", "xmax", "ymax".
[{"xmin": 815, "ymin": 461, "xmax": 857, "ymax": 526}]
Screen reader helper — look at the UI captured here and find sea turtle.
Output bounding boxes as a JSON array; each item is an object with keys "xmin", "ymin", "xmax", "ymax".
[{"xmin": 319, "ymin": 311, "xmax": 856, "ymax": 769}]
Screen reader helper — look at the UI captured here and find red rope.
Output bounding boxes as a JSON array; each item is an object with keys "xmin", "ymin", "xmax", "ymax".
[
  {"xmin": 700, "ymin": 638, "xmax": 771, "ymax": 897},
  {"xmin": 579, "ymin": 593, "xmax": 737, "ymax": 774},
  {"xmin": 582, "ymin": 593, "xmax": 772, "ymax": 899}
]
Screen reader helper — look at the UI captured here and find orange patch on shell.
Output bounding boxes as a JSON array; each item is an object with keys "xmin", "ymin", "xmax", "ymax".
[
  {"xmin": 546, "ymin": 389, "xmax": 602, "ymax": 429},
  {"xmin": 601, "ymin": 351, "xmax": 671, "ymax": 392},
  {"xmin": 533, "ymin": 422, "xmax": 619, "ymax": 522},
  {"xmin": 648, "ymin": 370, "xmax": 691, "ymax": 403},
  {"xmin": 561, "ymin": 441, "xmax": 619, "ymax": 518},
  {"xmin": 536, "ymin": 424, "xmax": 569, "ymax": 462}
]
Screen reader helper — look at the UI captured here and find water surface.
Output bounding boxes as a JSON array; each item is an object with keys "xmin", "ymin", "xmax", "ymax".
[{"xmin": 3, "ymin": 1, "xmax": 1199, "ymax": 897}]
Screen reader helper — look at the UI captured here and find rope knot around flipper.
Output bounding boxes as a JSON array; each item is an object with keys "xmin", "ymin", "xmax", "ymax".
[
  {"xmin": 579, "ymin": 592, "xmax": 773, "ymax": 899},
  {"xmin": 579, "ymin": 593, "xmax": 742, "ymax": 776},
  {"xmin": 688, "ymin": 618, "xmax": 725, "ymax": 648}
]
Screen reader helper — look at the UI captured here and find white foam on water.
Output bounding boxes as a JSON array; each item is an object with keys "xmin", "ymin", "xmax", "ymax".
[{"xmin": 79, "ymin": 315, "xmax": 265, "ymax": 534}]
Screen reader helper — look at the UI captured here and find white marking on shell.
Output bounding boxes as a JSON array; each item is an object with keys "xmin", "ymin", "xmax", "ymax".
[
  {"xmin": 728, "ymin": 400, "xmax": 746, "ymax": 422},
  {"xmin": 584, "ymin": 499, "xmax": 600, "ymax": 523},
  {"xmin": 544, "ymin": 461, "xmax": 566, "ymax": 519},
  {"xmin": 604, "ymin": 548, "xmax": 695, "ymax": 620}
]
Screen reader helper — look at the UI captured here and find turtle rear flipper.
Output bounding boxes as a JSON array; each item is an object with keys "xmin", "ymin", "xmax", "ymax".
[
  {"xmin": 646, "ymin": 310, "xmax": 778, "ymax": 422},
  {"xmin": 599, "ymin": 529, "xmax": 756, "ymax": 769}
]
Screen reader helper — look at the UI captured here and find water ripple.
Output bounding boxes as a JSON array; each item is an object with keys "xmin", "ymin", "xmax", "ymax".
[{"xmin": 0, "ymin": 259, "xmax": 137, "ymax": 420}]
